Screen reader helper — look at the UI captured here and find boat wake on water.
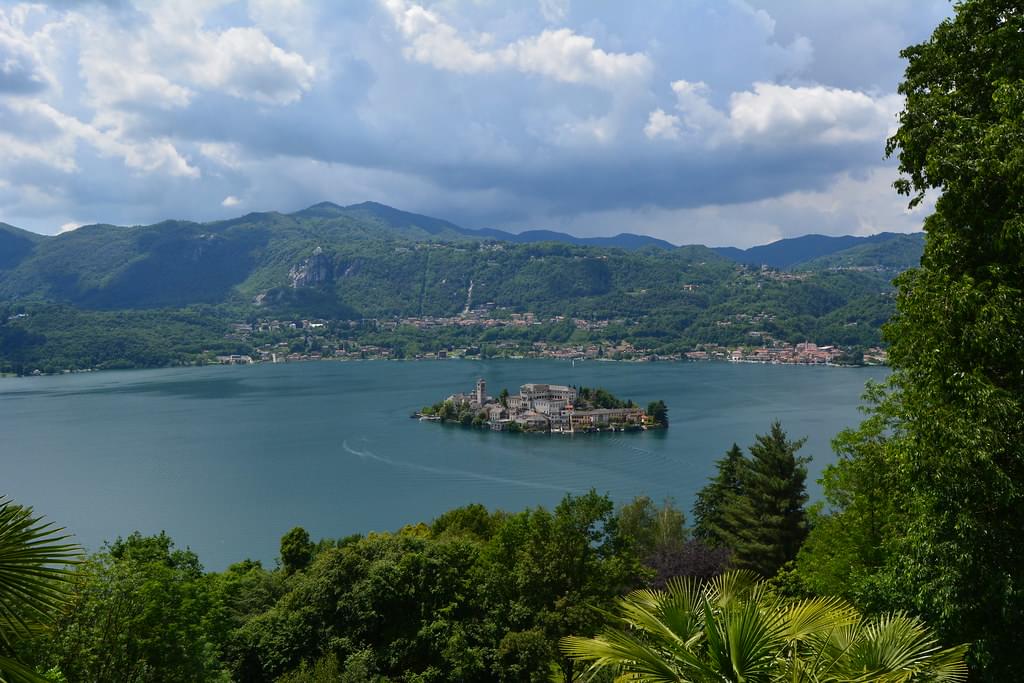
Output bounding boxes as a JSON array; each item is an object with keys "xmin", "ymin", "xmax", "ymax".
[{"xmin": 341, "ymin": 440, "xmax": 576, "ymax": 493}]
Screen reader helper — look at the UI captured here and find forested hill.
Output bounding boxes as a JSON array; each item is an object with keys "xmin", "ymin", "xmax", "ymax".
[{"xmin": 0, "ymin": 202, "xmax": 922, "ymax": 371}]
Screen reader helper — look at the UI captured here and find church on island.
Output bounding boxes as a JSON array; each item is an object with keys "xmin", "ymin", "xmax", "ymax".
[{"xmin": 421, "ymin": 378, "xmax": 661, "ymax": 433}]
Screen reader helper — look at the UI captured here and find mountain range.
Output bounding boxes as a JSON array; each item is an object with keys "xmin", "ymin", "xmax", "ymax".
[
  {"xmin": 0, "ymin": 201, "xmax": 924, "ymax": 372},
  {"xmin": 1, "ymin": 200, "xmax": 922, "ymax": 273}
]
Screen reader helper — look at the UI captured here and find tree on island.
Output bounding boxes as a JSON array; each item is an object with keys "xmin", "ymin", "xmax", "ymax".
[{"xmin": 645, "ymin": 400, "xmax": 668, "ymax": 426}]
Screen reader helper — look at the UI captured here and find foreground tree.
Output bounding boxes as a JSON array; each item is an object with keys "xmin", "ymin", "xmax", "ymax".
[
  {"xmin": 0, "ymin": 497, "xmax": 80, "ymax": 683},
  {"xmin": 692, "ymin": 444, "xmax": 744, "ymax": 546},
  {"xmin": 561, "ymin": 570, "xmax": 968, "ymax": 682},
  {"xmin": 694, "ymin": 425, "xmax": 809, "ymax": 577},
  {"xmin": 279, "ymin": 526, "xmax": 314, "ymax": 575},
  {"xmin": 801, "ymin": 2, "xmax": 1024, "ymax": 677},
  {"xmin": 45, "ymin": 533, "xmax": 226, "ymax": 682}
]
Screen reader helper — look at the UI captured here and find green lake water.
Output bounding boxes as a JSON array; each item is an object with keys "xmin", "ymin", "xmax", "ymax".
[{"xmin": 0, "ymin": 359, "xmax": 887, "ymax": 570}]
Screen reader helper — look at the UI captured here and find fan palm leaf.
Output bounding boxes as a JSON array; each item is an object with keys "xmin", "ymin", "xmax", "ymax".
[
  {"xmin": 0, "ymin": 497, "xmax": 82, "ymax": 683},
  {"xmin": 560, "ymin": 570, "xmax": 968, "ymax": 683}
]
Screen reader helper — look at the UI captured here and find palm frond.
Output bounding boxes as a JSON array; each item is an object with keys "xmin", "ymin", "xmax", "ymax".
[
  {"xmin": 0, "ymin": 653, "xmax": 52, "ymax": 683},
  {"xmin": 842, "ymin": 612, "xmax": 968, "ymax": 682},
  {"xmin": 561, "ymin": 570, "xmax": 967, "ymax": 683},
  {"xmin": 0, "ymin": 497, "xmax": 81, "ymax": 656}
]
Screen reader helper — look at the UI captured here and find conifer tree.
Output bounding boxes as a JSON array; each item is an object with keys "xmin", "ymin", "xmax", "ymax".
[
  {"xmin": 724, "ymin": 422, "xmax": 809, "ymax": 577},
  {"xmin": 694, "ymin": 424, "xmax": 809, "ymax": 577},
  {"xmin": 692, "ymin": 443, "xmax": 744, "ymax": 546}
]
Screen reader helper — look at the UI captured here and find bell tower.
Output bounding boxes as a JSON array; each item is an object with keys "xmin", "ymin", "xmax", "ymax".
[{"xmin": 475, "ymin": 378, "xmax": 486, "ymax": 405}]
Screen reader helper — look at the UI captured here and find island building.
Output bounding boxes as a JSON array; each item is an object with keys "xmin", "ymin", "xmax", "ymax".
[{"xmin": 445, "ymin": 379, "xmax": 645, "ymax": 432}]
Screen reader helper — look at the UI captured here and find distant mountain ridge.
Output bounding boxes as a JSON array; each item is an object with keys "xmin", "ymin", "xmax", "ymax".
[
  {"xmin": 3, "ymin": 201, "xmax": 920, "ymax": 263},
  {"xmin": 293, "ymin": 201, "xmax": 678, "ymax": 250},
  {"xmin": 711, "ymin": 232, "xmax": 923, "ymax": 269},
  {"xmin": 0, "ymin": 201, "xmax": 924, "ymax": 313}
]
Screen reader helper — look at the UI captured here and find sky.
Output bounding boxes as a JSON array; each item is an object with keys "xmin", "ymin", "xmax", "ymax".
[{"xmin": 0, "ymin": 0, "xmax": 952, "ymax": 247}]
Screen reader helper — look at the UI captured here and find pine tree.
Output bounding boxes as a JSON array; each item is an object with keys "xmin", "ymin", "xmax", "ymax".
[
  {"xmin": 694, "ymin": 424, "xmax": 810, "ymax": 577},
  {"xmin": 692, "ymin": 443, "xmax": 745, "ymax": 546},
  {"xmin": 725, "ymin": 422, "xmax": 809, "ymax": 577}
]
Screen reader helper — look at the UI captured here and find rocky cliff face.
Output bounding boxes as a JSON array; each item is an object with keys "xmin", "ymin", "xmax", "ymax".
[{"xmin": 289, "ymin": 246, "xmax": 333, "ymax": 288}]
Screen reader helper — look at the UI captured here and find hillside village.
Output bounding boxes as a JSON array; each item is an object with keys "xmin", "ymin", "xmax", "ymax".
[
  {"xmin": 417, "ymin": 379, "xmax": 667, "ymax": 433},
  {"xmin": 215, "ymin": 315, "xmax": 886, "ymax": 366}
]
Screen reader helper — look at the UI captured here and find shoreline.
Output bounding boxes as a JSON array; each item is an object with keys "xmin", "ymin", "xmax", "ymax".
[{"xmin": 0, "ymin": 354, "xmax": 888, "ymax": 380}]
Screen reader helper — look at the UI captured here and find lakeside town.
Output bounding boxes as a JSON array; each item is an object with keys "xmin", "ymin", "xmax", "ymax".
[
  {"xmin": 416, "ymin": 378, "xmax": 667, "ymax": 434},
  {"xmin": 213, "ymin": 315, "xmax": 888, "ymax": 367}
]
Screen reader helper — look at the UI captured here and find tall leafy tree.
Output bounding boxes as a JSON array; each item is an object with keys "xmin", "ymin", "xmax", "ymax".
[
  {"xmin": 44, "ymin": 533, "xmax": 225, "ymax": 682},
  {"xmin": 646, "ymin": 400, "xmax": 669, "ymax": 427},
  {"xmin": 802, "ymin": 2, "xmax": 1024, "ymax": 678},
  {"xmin": 279, "ymin": 527, "xmax": 314, "ymax": 575}
]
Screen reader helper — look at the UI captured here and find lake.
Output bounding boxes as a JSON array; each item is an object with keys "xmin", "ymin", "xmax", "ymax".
[{"xmin": 1, "ymin": 359, "xmax": 887, "ymax": 570}]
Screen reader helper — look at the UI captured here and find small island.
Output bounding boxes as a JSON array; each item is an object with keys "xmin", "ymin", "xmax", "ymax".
[{"xmin": 416, "ymin": 378, "xmax": 668, "ymax": 433}]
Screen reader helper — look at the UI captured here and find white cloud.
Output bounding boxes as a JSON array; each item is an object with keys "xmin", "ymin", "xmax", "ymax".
[
  {"xmin": 80, "ymin": 51, "xmax": 194, "ymax": 110},
  {"xmin": 200, "ymin": 142, "xmax": 244, "ymax": 169},
  {"xmin": 382, "ymin": 0, "xmax": 650, "ymax": 89},
  {"xmin": 670, "ymin": 80, "xmax": 726, "ymax": 133},
  {"xmin": 72, "ymin": 3, "xmax": 316, "ymax": 109},
  {"xmin": 248, "ymin": 0, "xmax": 316, "ymax": 45},
  {"xmin": 728, "ymin": 82, "xmax": 902, "ymax": 143},
  {"xmin": 221, "ymin": 195, "xmax": 241, "ymax": 207},
  {"xmin": 648, "ymin": 79, "xmax": 900, "ymax": 147},
  {"xmin": 643, "ymin": 109, "xmax": 680, "ymax": 140},
  {"xmin": 197, "ymin": 27, "xmax": 315, "ymax": 105},
  {"xmin": 503, "ymin": 28, "xmax": 650, "ymax": 87},
  {"xmin": 58, "ymin": 221, "xmax": 83, "ymax": 233},
  {"xmin": 0, "ymin": 6, "xmax": 58, "ymax": 94},
  {"xmin": 5, "ymin": 99, "xmax": 200, "ymax": 178}
]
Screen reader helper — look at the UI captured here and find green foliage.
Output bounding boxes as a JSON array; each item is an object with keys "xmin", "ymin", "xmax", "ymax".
[
  {"xmin": 0, "ymin": 304, "xmax": 233, "ymax": 374},
  {"xmin": 279, "ymin": 527, "xmax": 314, "ymax": 575},
  {"xmin": 692, "ymin": 443, "xmax": 745, "ymax": 546},
  {"xmin": 616, "ymin": 496, "xmax": 686, "ymax": 560},
  {"xmin": 561, "ymin": 570, "xmax": 969, "ymax": 682},
  {"xmin": 693, "ymin": 425, "xmax": 810, "ymax": 577},
  {"xmin": 645, "ymin": 400, "xmax": 668, "ymax": 427},
  {"xmin": 0, "ymin": 498, "xmax": 81, "ymax": 683},
  {"xmin": 796, "ymin": 384, "xmax": 899, "ymax": 609},
  {"xmin": 430, "ymin": 503, "xmax": 501, "ymax": 541},
  {"xmin": 576, "ymin": 387, "xmax": 633, "ymax": 409},
  {"xmin": 40, "ymin": 532, "xmax": 228, "ymax": 682},
  {"xmin": 33, "ymin": 493, "xmax": 627, "ymax": 683},
  {"xmin": 801, "ymin": 2, "xmax": 1024, "ymax": 679}
]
